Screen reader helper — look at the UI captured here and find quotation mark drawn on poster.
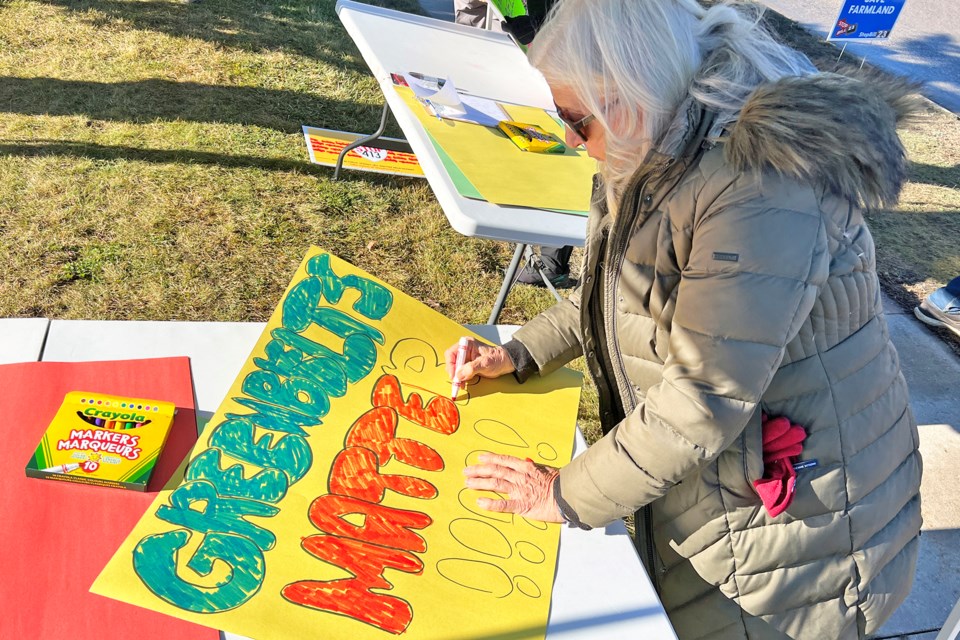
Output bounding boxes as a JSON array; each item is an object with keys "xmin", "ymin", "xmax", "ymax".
[
  {"xmin": 438, "ymin": 418, "xmax": 558, "ymax": 600},
  {"xmin": 382, "ymin": 338, "xmax": 452, "ymax": 403}
]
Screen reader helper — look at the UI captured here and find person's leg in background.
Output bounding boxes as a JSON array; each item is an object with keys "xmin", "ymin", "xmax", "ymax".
[
  {"xmin": 517, "ymin": 245, "xmax": 574, "ymax": 287},
  {"xmin": 915, "ymin": 276, "xmax": 960, "ymax": 337}
]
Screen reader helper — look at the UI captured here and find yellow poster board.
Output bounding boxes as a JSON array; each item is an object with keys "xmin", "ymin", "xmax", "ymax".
[
  {"xmin": 92, "ymin": 247, "xmax": 582, "ymax": 640},
  {"xmin": 394, "ymin": 87, "xmax": 596, "ymax": 212},
  {"xmin": 303, "ymin": 126, "xmax": 425, "ymax": 177}
]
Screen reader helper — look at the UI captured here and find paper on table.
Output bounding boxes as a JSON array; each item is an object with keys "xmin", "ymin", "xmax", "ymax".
[
  {"xmin": 427, "ymin": 130, "xmax": 589, "ymax": 217},
  {"xmin": 404, "ymin": 73, "xmax": 507, "ymax": 127},
  {"xmin": 0, "ymin": 357, "xmax": 213, "ymax": 640},
  {"xmin": 395, "ymin": 85, "xmax": 595, "ymax": 211},
  {"xmin": 407, "ymin": 73, "xmax": 464, "ymax": 111}
]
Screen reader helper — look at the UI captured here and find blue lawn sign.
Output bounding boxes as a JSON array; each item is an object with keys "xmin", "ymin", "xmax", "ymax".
[{"xmin": 828, "ymin": 0, "xmax": 906, "ymax": 41}]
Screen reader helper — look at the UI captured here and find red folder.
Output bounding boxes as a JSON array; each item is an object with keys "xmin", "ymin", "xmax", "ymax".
[{"xmin": 0, "ymin": 358, "xmax": 217, "ymax": 639}]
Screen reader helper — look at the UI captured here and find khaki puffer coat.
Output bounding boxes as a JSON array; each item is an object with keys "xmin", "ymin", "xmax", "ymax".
[{"xmin": 507, "ymin": 71, "xmax": 924, "ymax": 638}]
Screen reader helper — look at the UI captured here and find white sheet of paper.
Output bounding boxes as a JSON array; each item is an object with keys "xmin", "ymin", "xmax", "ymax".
[{"xmin": 403, "ymin": 73, "xmax": 506, "ymax": 127}]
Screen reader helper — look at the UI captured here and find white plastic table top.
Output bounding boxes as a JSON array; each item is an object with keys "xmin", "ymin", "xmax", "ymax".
[
  {"xmin": 0, "ymin": 318, "xmax": 50, "ymax": 364},
  {"xmin": 35, "ymin": 318, "xmax": 676, "ymax": 638},
  {"xmin": 336, "ymin": 0, "xmax": 589, "ymax": 248},
  {"xmin": 42, "ymin": 319, "xmax": 265, "ymax": 418}
]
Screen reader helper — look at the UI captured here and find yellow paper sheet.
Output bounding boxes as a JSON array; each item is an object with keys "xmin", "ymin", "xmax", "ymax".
[
  {"xmin": 395, "ymin": 87, "xmax": 596, "ymax": 211},
  {"xmin": 92, "ymin": 247, "xmax": 582, "ymax": 640}
]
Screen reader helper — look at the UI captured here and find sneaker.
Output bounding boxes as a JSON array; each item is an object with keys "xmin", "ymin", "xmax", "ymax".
[
  {"xmin": 516, "ymin": 264, "xmax": 571, "ymax": 288},
  {"xmin": 914, "ymin": 281, "xmax": 960, "ymax": 338}
]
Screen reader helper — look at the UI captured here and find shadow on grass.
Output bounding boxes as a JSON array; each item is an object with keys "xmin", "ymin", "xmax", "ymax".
[
  {"xmin": 32, "ymin": 0, "xmax": 425, "ymax": 75},
  {"xmin": 910, "ymin": 162, "xmax": 960, "ymax": 190},
  {"xmin": 0, "ymin": 76, "xmax": 389, "ymax": 134},
  {"xmin": 0, "ymin": 138, "xmax": 321, "ymax": 172},
  {"xmin": 0, "ymin": 139, "xmax": 425, "ymax": 190},
  {"xmin": 13, "ymin": 0, "xmax": 428, "ymax": 134}
]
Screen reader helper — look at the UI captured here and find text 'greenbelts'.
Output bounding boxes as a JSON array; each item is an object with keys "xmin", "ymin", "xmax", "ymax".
[{"xmin": 128, "ymin": 253, "xmax": 393, "ymax": 613}]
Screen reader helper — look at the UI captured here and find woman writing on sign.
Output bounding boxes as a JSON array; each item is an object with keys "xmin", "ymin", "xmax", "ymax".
[{"xmin": 446, "ymin": 0, "xmax": 922, "ymax": 637}]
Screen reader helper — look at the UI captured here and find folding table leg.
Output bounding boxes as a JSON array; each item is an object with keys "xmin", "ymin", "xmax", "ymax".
[
  {"xmin": 487, "ymin": 244, "xmax": 564, "ymax": 325},
  {"xmin": 488, "ymin": 243, "xmax": 527, "ymax": 324},
  {"xmin": 937, "ymin": 594, "xmax": 960, "ymax": 640},
  {"xmin": 332, "ymin": 103, "xmax": 412, "ymax": 180}
]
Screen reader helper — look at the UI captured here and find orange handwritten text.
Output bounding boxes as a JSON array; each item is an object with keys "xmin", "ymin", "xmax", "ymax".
[
  {"xmin": 372, "ymin": 374, "xmax": 459, "ymax": 435},
  {"xmin": 331, "ymin": 446, "xmax": 438, "ymax": 502},
  {"xmin": 283, "ymin": 535, "xmax": 422, "ymax": 635},
  {"xmin": 284, "ymin": 374, "xmax": 460, "ymax": 634}
]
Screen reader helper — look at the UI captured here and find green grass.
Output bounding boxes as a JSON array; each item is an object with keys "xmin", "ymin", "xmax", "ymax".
[
  {"xmin": 0, "ymin": 0, "xmax": 957, "ymax": 442},
  {"xmin": 0, "ymin": 0, "xmax": 543, "ymax": 318},
  {"xmin": 870, "ymin": 116, "xmax": 960, "ymax": 317},
  {"xmin": 0, "ymin": 0, "xmax": 602, "ymax": 434}
]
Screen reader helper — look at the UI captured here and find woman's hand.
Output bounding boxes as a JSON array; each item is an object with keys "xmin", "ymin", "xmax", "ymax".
[
  {"xmin": 444, "ymin": 337, "xmax": 516, "ymax": 383},
  {"xmin": 463, "ymin": 453, "xmax": 563, "ymax": 523}
]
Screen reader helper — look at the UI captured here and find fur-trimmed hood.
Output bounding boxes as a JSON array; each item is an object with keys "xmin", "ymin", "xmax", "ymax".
[{"xmin": 724, "ymin": 70, "xmax": 927, "ymax": 210}]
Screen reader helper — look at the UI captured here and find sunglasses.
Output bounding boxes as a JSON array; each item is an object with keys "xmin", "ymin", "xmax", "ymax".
[{"xmin": 554, "ymin": 102, "xmax": 596, "ymax": 141}]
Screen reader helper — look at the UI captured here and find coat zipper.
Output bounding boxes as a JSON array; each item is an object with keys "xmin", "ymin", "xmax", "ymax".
[
  {"xmin": 605, "ymin": 173, "xmax": 656, "ymax": 584},
  {"xmin": 604, "ymin": 179, "xmax": 646, "ymax": 410},
  {"xmin": 602, "ymin": 160, "xmax": 675, "ymax": 589},
  {"xmin": 604, "ymin": 160, "xmax": 674, "ymax": 411},
  {"xmin": 600, "ymin": 112, "xmax": 709, "ymax": 587}
]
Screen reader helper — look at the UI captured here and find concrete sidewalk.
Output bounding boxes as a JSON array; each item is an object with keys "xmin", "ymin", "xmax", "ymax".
[{"xmin": 877, "ymin": 295, "xmax": 960, "ymax": 639}]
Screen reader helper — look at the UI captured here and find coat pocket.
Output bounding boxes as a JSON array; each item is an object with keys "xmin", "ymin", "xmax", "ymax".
[
  {"xmin": 743, "ymin": 409, "xmax": 765, "ymax": 491},
  {"xmin": 717, "ymin": 409, "xmax": 765, "ymax": 504}
]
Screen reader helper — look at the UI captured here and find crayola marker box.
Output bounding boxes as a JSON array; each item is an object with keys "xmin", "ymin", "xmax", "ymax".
[{"xmin": 25, "ymin": 391, "xmax": 176, "ymax": 491}]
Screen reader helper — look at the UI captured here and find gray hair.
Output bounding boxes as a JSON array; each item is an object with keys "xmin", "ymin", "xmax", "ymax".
[{"xmin": 528, "ymin": 0, "xmax": 816, "ymax": 199}]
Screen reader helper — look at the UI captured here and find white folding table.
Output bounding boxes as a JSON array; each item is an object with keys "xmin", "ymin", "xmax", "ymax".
[
  {"xmin": 0, "ymin": 317, "xmax": 49, "ymax": 364},
  {"xmin": 18, "ymin": 318, "xmax": 676, "ymax": 638},
  {"xmin": 335, "ymin": 0, "xmax": 590, "ymax": 323}
]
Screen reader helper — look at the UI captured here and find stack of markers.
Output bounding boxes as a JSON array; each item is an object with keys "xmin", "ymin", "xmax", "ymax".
[{"xmin": 25, "ymin": 390, "xmax": 177, "ymax": 491}]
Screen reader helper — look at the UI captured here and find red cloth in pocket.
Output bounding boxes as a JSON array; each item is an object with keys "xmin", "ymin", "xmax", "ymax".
[{"xmin": 752, "ymin": 413, "xmax": 806, "ymax": 517}]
